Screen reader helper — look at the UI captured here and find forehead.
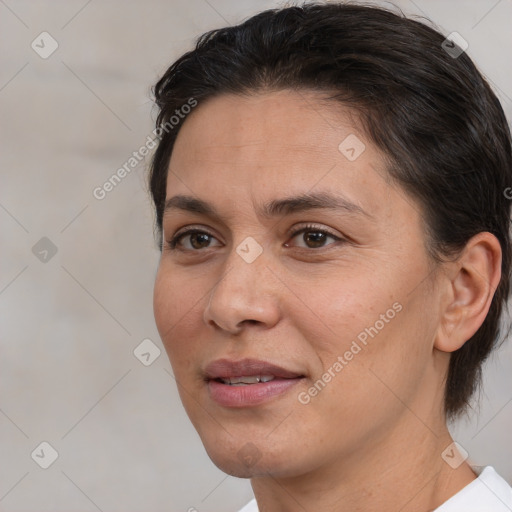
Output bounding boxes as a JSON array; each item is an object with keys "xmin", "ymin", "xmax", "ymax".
[
  {"xmin": 171, "ymin": 90, "xmax": 365, "ymax": 162},
  {"xmin": 165, "ymin": 90, "xmax": 404, "ymax": 225}
]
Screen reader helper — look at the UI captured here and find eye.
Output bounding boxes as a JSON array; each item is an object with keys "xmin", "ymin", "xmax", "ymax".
[
  {"xmin": 166, "ymin": 228, "xmax": 221, "ymax": 251},
  {"xmin": 165, "ymin": 224, "xmax": 344, "ymax": 252},
  {"xmin": 285, "ymin": 224, "xmax": 344, "ymax": 249}
]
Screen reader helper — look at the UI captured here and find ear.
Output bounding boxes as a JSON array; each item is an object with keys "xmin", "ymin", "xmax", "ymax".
[{"xmin": 435, "ymin": 232, "xmax": 502, "ymax": 353}]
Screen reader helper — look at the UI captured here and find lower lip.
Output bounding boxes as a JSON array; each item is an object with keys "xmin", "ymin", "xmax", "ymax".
[{"xmin": 207, "ymin": 378, "xmax": 304, "ymax": 407}]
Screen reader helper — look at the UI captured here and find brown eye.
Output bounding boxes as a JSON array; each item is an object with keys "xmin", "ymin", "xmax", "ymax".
[
  {"xmin": 286, "ymin": 225, "xmax": 343, "ymax": 249},
  {"xmin": 167, "ymin": 229, "xmax": 221, "ymax": 251}
]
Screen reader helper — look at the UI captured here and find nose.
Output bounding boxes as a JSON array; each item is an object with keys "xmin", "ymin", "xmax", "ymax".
[{"xmin": 203, "ymin": 243, "xmax": 282, "ymax": 334}]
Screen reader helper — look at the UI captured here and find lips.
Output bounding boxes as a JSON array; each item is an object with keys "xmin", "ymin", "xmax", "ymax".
[
  {"xmin": 203, "ymin": 358, "xmax": 305, "ymax": 381},
  {"xmin": 204, "ymin": 358, "xmax": 306, "ymax": 407}
]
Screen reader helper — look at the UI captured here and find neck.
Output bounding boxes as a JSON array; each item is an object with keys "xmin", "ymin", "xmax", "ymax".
[{"xmin": 249, "ymin": 413, "xmax": 477, "ymax": 512}]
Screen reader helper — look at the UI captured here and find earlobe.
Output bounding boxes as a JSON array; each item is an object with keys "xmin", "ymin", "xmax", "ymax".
[
  {"xmin": 435, "ymin": 232, "xmax": 502, "ymax": 353},
  {"xmin": 438, "ymin": 307, "xmax": 467, "ymax": 351}
]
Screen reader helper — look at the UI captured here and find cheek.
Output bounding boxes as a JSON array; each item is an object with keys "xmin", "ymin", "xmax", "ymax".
[
  {"xmin": 299, "ymin": 307, "xmax": 420, "ymax": 440},
  {"xmin": 153, "ymin": 268, "xmax": 175, "ymax": 339},
  {"xmin": 302, "ymin": 266, "xmax": 431, "ymax": 394},
  {"xmin": 153, "ymin": 266, "xmax": 203, "ymax": 361},
  {"xmin": 324, "ymin": 288, "xmax": 435, "ymax": 416},
  {"xmin": 298, "ymin": 271, "xmax": 399, "ymax": 356}
]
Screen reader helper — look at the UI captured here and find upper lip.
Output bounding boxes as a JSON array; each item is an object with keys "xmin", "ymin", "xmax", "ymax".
[{"xmin": 203, "ymin": 358, "xmax": 305, "ymax": 380}]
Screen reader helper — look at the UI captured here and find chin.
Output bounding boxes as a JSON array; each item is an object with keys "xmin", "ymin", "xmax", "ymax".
[
  {"xmin": 209, "ymin": 457, "xmax": 263, "ymax": 479},
  {"xmin": 201, "ymin": 433, "xmax": 305, "ymax": 479}
]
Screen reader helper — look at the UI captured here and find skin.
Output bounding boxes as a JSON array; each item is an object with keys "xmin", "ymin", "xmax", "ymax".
[{"xmin": 153, "ymin": 89, "xmax": 502, "ymax": 512}]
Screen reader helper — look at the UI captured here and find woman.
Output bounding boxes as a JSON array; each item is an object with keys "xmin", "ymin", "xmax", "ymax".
[{"xmin": 149, "ymin": 2, "xmax": 512, "ymax": 510}]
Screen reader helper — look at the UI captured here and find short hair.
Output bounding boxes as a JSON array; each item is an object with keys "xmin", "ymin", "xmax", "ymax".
[{"xmin": 148, "ymin": 1, "xmax": 512, "ymax": 421}]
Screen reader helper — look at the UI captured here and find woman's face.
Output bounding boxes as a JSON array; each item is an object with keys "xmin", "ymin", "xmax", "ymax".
[{"xmin": 153, "ymin": 90, "xmax": 447, "ymax": 478}]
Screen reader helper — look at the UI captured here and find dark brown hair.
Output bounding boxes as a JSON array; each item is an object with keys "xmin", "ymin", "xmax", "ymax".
[{"xmin": 148, "ymin": 2, "xmax": 512, "ymax": 420}]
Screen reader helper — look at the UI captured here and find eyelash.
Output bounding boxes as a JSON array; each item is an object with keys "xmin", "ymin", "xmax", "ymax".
[{"xmin": 166, "ymin": 224, "xmax": 344, "ymax": 252}]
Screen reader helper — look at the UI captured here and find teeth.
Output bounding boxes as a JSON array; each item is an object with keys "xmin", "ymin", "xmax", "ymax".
[{"xmin": 220, "ymin": 375, "xmax": 275, "ymax": 385}]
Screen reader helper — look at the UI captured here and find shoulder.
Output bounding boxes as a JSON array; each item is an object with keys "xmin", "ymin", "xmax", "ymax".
[
  {"xmin": 435, "ymin": 466, "xmax": 512, "ymax": 511},
  {"xmin": 237, "ymin": 497, "xmax": 258, "ymax": 512},
  {"xmin": 235, "ymin": 467, "xmax": 512, "ymax": 512}
]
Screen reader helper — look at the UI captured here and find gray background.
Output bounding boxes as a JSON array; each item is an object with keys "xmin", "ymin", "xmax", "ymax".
[{"xmin": 1, "ymin": 0, "xmax": 511, "ymax": 511}]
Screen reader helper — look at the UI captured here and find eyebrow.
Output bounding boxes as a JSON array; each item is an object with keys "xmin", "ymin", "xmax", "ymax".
[{"xmin": 163, "ymin": 191, "xmax": 373, "ymax": 223}]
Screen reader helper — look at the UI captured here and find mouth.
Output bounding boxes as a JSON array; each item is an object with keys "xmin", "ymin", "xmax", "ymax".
[
  {"xmin": 203, "ymin": 358, "xmax": 306, "ymax": 407},
  {"xmin": 213, "ymin": 375, "xmax": 280, "ymax": 385},
  {"xmin": 203, "ymin": 357, "xmax": 305, "ymax": 380}
]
